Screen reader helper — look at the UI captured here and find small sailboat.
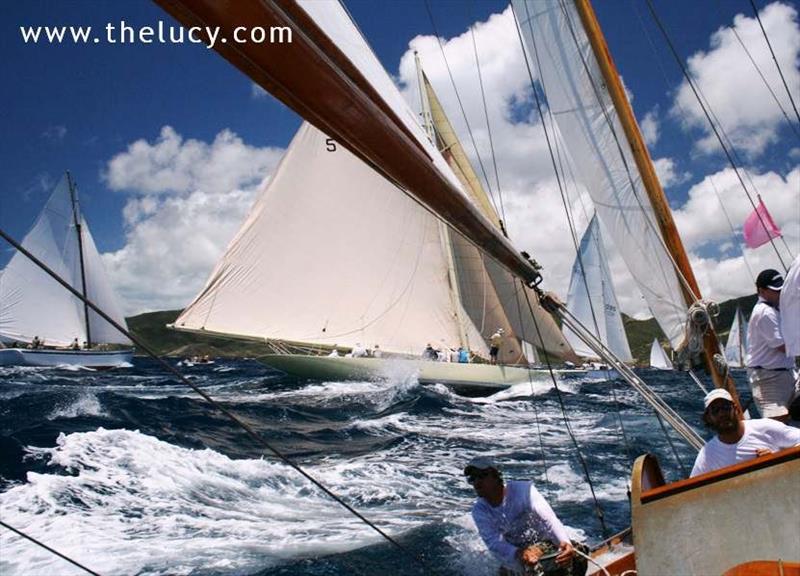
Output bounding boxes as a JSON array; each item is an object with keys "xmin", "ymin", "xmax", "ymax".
[
  {"xmin": 564, "ymin": 215, "xmax": 632, "ymax": 378},
  {"xmin": 649, "ymin": 338, "xmax": 673, "ymax": 371},
  {"xmin": 0, "ymin": 174, "xmax": 133, "ymax": 368},
  {"xmin": 724, "ymin": 306, "xmax": 748, "ymax": 368}
]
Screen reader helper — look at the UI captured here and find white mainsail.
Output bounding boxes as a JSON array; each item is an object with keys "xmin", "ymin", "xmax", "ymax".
[
  {"xmin": 0, "ymin": 176, "xmax": 130, "ymax": 347},
  {"xmin": 649, "ymin": 338, "xmax": 673, "ymax": 370},
  {"xmin": 174, "ymin": 122, "xmax": 488, "ymax": 356},
  {"xmin": 724, "ymin": 306, "xmax": 748, "ymax": 368},
  {"xmin": 513, "ymin": 0, "xmax": 688, "ymax": 350},
  {"xmin": 564, "ymin": 215, "xmax": 632, "ymax": 362}
]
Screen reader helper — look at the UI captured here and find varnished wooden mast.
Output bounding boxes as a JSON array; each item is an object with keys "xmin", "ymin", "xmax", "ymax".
[{"xmin": 573, "ymin": 0, "xmax": 737, "ymax": 401}]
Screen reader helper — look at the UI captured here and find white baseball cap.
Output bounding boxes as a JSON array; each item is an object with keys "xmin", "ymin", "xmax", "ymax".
[{"xmin": 704, "ymin": 388, "xmax": 733, "ymax": 410}]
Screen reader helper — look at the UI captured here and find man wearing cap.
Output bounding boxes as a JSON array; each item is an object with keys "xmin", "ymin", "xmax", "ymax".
[
  {"xmin": 464, "ymin": 457, "xmax": 581, "ymax": 575},
  {"xmin": 746, "ymin": 269, "xmax": 797, "ymax": 421},
  {"xmin": 489, "ymin": 329, "xmax": 504, "ymax": 365},
  {"xmin": 690, "ymin": 389, "xmax": 800, "ymax": 477}
]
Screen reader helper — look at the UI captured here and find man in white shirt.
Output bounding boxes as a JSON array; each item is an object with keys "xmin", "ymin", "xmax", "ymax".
[
  {"xmin": 691, "ymin": 389, "xmax": 800, "ymax": 477},
  {"xmin": 780, "ymin": 255, "xmax": 800, "ymax": 358},
  {"xmin": 464, "ymin": 457, "xmax": 581, "ymax": 575},
  {"xmin": 746, "ymin": 269, "xmax": 797, "ymax": 421}
]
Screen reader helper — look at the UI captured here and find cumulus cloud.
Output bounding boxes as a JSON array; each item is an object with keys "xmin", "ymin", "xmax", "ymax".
[
  {"xmin": 672, "ymin": 2, "xmax": 800, "ymax": 158},
  {"xmin": 102, "ymin": 127, "xmax": 284, "ymax": 314},
  {"xmin": 640, "ymin": 108, "xmax": 660, "ymax": 147},
  {"xmin": 653, "ymin": 158, "xmax": 691, "ymax": 189}
]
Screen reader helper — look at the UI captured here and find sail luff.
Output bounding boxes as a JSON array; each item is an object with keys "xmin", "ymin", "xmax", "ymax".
[
  {"xmin": 153, "ymin": 0, "xmax": 542, "ymax": 288},
  {"xmin": 571, "ymin": 0, "xmax": 735, "ymax": 396}
]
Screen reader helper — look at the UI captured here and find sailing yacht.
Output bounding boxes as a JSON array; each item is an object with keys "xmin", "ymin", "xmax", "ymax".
[
  {"xmin": 0, "ymin": 174, "xmax": 133, "ymax": 368},
  {"xmin": 154, "ymin": 0, "xmax": 799, "ymax": 573},
  {"xmin": 563, "ymin": 215, "xmax": 632, "ymax": 378},
  {"xmin": 648, "ymin": 338, "xmax": 674, "ymax": 370},
  {"xmin": 724, "ymin": 306, "xmax": 748, "ymax": 368}
]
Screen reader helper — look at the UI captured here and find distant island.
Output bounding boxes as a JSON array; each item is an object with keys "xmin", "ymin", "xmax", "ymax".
[{"xmin": 126, "ymin": 293, "xmax": 757, "ymax": 365}]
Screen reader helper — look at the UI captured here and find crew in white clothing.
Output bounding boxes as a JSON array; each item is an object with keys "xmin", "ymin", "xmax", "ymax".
[
  {"xmin": 780, "ymin": 255, "xmax": 800, "ymax": 358},
  {"xmin": 464, "ymin": 457, "xmax": 580, "ymax": 575},
  {"xmin": 691, "ymin": 389, "xmax": 800, "ymax": 477},
  {"xmin": 746, "ymin": 269, "xmax": 796, "ymax": 421}
]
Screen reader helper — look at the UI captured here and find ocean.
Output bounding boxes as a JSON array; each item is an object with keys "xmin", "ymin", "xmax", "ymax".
[{"xmin": 0, "ymin": 360, "xmax": 752, "ymax": 575}]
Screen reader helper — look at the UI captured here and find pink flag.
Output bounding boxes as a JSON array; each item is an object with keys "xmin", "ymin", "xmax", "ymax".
[{"xmin": 743, "ymin": 200, "xmax": 781, "ymax": 249}]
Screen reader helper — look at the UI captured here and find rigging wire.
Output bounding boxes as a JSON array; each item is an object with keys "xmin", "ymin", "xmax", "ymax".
[
  {"xmin": 422, "ymin": 0, "xmax": 503, "ymax": 222},
  {"xmin": 0, "ymin": 520, "xmax": 103, "ymax": 576},
  {"xmin": 467, "ymin": 17, "xmax": 509, "ymax": 230},
  {"xmin": 0, "ymin": 227, "xmax": 438, "ymax": 576},
  {"xmin": 747, "ymin": 0, "xmax": 800, "ymax": 127},
  {"xmin": 642, "ymin": 0, "xmax": 789, "ymax": 273}
]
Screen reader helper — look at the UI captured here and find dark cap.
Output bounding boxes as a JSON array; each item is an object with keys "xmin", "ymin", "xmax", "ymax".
[
  {"xmin": 463, "ymin": 456, "xmax": 498, "ymax": 476},
  {"xmin": 756, "ymin": 269, "xmax": 784, "ymax": 291}
]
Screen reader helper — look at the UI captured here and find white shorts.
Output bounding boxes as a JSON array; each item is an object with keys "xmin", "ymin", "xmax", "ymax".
[{"xmin": 747, "ymin": 368, "xmax": 798, "ymax": 418}]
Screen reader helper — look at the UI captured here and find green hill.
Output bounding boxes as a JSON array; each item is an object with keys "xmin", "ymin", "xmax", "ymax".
[{"xmin": 126, "ymin": 293, "xmax": 758, "ymax": 361}]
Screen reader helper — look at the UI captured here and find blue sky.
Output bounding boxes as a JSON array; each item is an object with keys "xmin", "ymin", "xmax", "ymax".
[{"xmin": 1, "ymin": 0, "xmax": 798, "ymax": 316}]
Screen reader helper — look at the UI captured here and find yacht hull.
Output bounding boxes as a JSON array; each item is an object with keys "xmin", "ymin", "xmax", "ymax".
[
  {"xmin": 0, "ymin": 348, "xmax": 134, "ymax": 368},
  {"xmin": 258, "ymin": 354, "xmax": 564, "ymax": 393}
]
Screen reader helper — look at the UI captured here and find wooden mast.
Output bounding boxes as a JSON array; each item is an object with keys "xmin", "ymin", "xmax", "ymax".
[{"xmin": 572, "ymin": 0, "xmax": 737, "ymax": 401}]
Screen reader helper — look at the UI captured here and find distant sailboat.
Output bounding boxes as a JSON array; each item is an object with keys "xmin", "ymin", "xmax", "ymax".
[
  {"xmin": 564, "ymin": 215, "xmax": 632, "ymax": 376},
  {"xmin": 724, "ymin": 306, "xmax": 748, "ymax": 368},
  {"xmin": 649, "ymin": 339, "xmax": 673, "ymax": 370},
  {"xmin": 0, "ymin": 174, "xmax": 133, "ymax": 368}
]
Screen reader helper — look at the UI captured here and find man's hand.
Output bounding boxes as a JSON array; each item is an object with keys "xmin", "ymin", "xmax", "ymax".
[
  {"xmin": 555, "ymin": 541, "xmax": 575, "ymax": 566},
  {"xmin": 755, "ymin": 447, "xmax": 773, "ymax": 457},
  {"xmin": 517, "ymin": 545, "xmax": 544, "ymax": 566}
]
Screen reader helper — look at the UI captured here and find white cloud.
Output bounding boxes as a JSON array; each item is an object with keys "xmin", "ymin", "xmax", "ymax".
[
  {"xmin": 42, "ymin": 125, "xmax": 67, "ymax": 142},
  {"xmin": 102, "ymin": 127, "xmax": 284, "ymax": 314},
  {"xmin": 653, "ymin": 157, "xmax": 691, "ymax": 189},
  {"xmin": 672, "ymin": 2, "xmax": 800, "ymax": 158},
  {"xmin": 251, "ymin": 82, "xmax": 268, "ymax": 99},
  {"xmin": 640, "ymin": 108, "xmax": 660, "ymax": 147}
]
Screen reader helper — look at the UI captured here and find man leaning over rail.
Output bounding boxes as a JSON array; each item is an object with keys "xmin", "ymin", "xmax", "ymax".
[
  {"xmin": 690, "ymin": 389, "xmax": 800, "ymax": 477},
  {"xmin": 464, "ymin": 457, "xmax": 586, "ymax": 575}
]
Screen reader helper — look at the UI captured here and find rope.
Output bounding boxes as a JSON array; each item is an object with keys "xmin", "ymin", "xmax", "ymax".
[
  {"xmin": 653, "ymin": 412, "xmax": 689, "ymax": 477},
  {"xmin": 0, "ymin": 226, "xmax": 437, "ymax": 575},
  {"xmin": 675, "ymin": 300, "xmax": 719, "ymax": 367},
  {"xmin": 642, "ymin": 0, "xmax": 788, "ymax": 273},
  {"xmin": 747, "ymin": 0, "xmax": 800, "ymax": 127},
  {"xmin": 521, "ymin": 288, "xmax": 610, "ymax": 538},
  {"xmin": 0, "ymin": 520, "xmax": 103, "ymax": 576}
]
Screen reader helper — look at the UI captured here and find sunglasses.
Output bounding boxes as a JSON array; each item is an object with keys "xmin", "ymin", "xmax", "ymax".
[
  {"xmin": 466, "ymin": 469, "xmax": 493, "ymax": 485},
  {"xmin": 707, "ymin": 401, "xmax": 734, "ymax": 416}
]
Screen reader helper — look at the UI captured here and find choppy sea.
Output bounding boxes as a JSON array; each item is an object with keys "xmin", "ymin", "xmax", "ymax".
[{"xmin": 0, "ymin": 359, "xmax": 752, "ymax": 576}]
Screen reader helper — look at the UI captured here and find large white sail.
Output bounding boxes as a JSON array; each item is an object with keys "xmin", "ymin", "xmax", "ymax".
[
  {"xmin": 724, "ymin": 307, "xmax": 747, "ymax": 368},
  {"xmin": 0, "ymin": 176, "xmax": 130, "ymax": 347},
  {"xmin": 649, "ymin": 338, "xmax": 673, "ymax": 370},
  {"xmin": 513, "ymin": 0, "xmax": 688, "ymax": 349},
  {"xmin": 174, "ymin": 123, "xmax": 488, "ymax": 356},
  {"xmin": 564, "ymin": 215, "xmax": 632, "ymax": 362}
]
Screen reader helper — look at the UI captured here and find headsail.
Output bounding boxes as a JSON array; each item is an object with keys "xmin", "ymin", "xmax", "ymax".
[
  {"xmin": 0, "ymin": 176, "xmax": 130, "ymax": 347},
  {"xmin": 173, "ymin": 122, "xmax": 488, "ymax": 356},
  {"xmin": 419, "ymin": 69, "xmax": 574, "ymax": 362},
  {"xmin": 564, "ymin": 215, "xmax": 632, "ymax": 362},
  {"xmin": 512, "ymin": 0, "xmax": 688, "ymax": 350}
]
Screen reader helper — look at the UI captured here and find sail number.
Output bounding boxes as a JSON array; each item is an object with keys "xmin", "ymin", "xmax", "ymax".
[{"xmin": 326, "ymin": 138, "xmax": 337, "ymax": 152}]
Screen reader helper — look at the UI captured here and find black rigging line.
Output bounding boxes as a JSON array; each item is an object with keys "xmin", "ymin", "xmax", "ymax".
[
  {"xmin": 643, "ymin": 0, "xmax": 788, "ymax": 273},
  {"xmin": 0, "ymin": 227, "xmax": 436, "ymax": 576},
  {"xmin": 0, "ymin": 520, "xmax": 103, "ymax": 576},
  {"xmin": 467, "ymin": 12, "xmax": 509, "ymax": 230},
  {"xmin": 422, "ymin": 0, "xmax": 503, "ymax": 221},
  {"xmin": 748, "ymin": 0, "xmax": 800, "ymax": 127}
]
